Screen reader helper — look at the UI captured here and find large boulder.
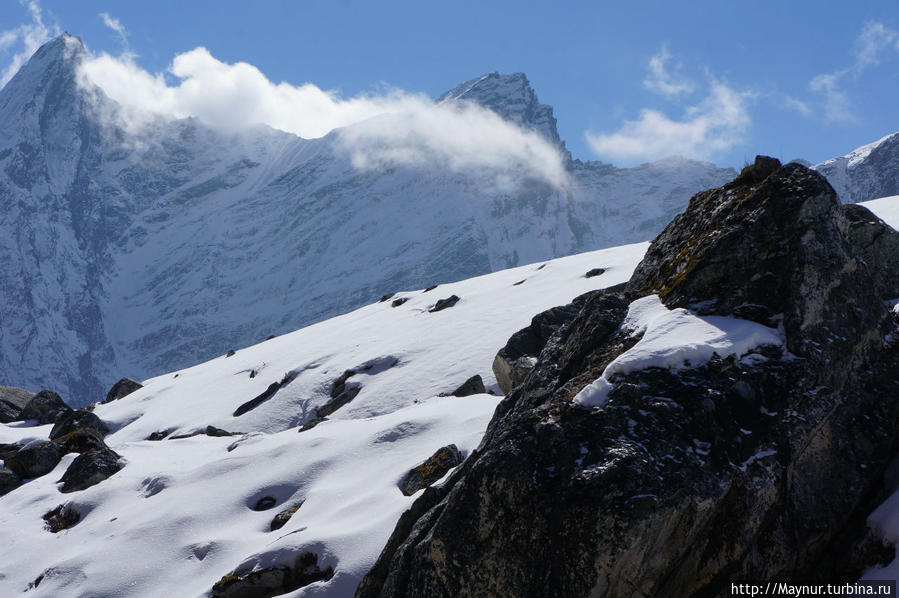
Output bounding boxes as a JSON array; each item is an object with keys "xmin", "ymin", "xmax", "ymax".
[
  {"xmin": 358, "ymin": 158, "xmax": 899, "ymax": 597},
  {"xmin": 397, "ymin": 445, "xmax": 464, "ymax": 496},
  {"xmin": 840, "ymin": 202, "xmax": 899, "ymax": 300},
  {"xmin": 0, "ymin": 385, "xmax": 34, "ymax": 423},
  {"xmin": 49, "ymin": 409, "xmax": 109, "ymax": 440},
  {"xmin": 102, "ymin": 378, "xmax": 143, "ymax": 404},
  {"xmin": 59, "ymin": 447, "xmax": 122, "ymax": 493},
  {"xmin": 19, "ymin": 390, "xmax": 72, "ymax": 425},
  {"xmin": 5, "ymin": 442, "xmax": 62, "ymax": 479},
  {"xmin": 0, "ymin": 466, "xmax": 21, "ymax": 495}
]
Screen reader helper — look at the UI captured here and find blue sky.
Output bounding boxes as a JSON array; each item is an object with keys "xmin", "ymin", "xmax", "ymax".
[{"xmin": 1, "ymin": 0, "xmax": 899, "ymax": 168}]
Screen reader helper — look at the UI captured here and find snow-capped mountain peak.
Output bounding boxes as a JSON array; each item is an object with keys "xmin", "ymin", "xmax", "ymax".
[{"xmin": 437, "ymin": 71, "xmax": 566, "ymax": 152}]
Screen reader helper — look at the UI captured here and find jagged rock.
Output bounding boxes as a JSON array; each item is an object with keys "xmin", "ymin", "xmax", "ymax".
[
  {"xmin": 226, "ymin": 350, "xmax": 236, "ymax": 357},
  {"xmin": 19, "ymin": 390, "xmax": 72, "ymax": 425},
  {"xmin": 299, "ymin": 417, "xmax": 327, "ymax": 432},
  {"xmin": 397, "ymin": 445, "xmax": 463, "ymax": 496},
  {"xmin": 448, "ymin": 375, "xmax": 485, "ymax": 397},
  {"xmin": 841, "ymin": 203, "xmax": 899, "ymax": 299},
  {"xmin": 491, "ymin": 300, "xmax": 583, "ymax": 394},
  {"xmin": 584, "ymin": 267, "xmax": 605, "ymax": 278},
  {"xmin": 49, "ymin": 409, "xmax": 108, "ymax": 440},
  {"xmin": 211, "ymin": 552, "xmax": 334, "ymax": 598},
  {"xmin": 391, "ymin": 298, "xmax": 409, "ymax": 307},
  {"xmin": 5, "ymin": 442, "xmax": 62, "ymax": 478},
  {"xmin": 270, "ymin": 502, "xmax": 304, "ymax": 531},
  {"xmin": 428, "ymin": 295, "xmax": 459, "ymax": 312},
  {"xmin": 146, "ymin": 430, "xmax": 171, "ymax": 441},
  {"xmin": 0, "ymin": 443, "xmax": 21, "ymax": 460},
  {"xmin": 103, "ymin": 378, "xmax": 143, "ymax": 403},
  {"xmin": 43, "ymin": 503, "xmax": 80, "ymax": 532},
  {"xmin": 315, "ymin": 370, "xmax": 361, "ymax": 418},
  {"xmin": 359, "ymin": 158, "xmax": 899, "ymax": 597},
  {"xmin": 59, "ymin": 447, "xmax": 122, "ymax": 493},
  {"xmin": 0, "ymin": 384, "xmax": 34, "ymax": 422},
  {"xmin": 379, "ymin": 292, "xmax": 396, "ymax": 303},
  {"xmin": 0, "ymin": 466, "xmax": 21, "ymax": 495},
  {"xmin": 423, "ymin": 285, "xmax": 438, "ymax": 293}
]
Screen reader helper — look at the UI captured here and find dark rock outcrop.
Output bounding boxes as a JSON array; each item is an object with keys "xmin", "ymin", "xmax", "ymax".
[
  {"xmin": 391, "ymin": 297, "xmax": 409, "ymax": 308},
  {"xmin": 0, "ymin": 384, "xmax": 34, "ymax": 422},
  {"xmin": 840, "ymin": 202, "xmax": 899, "ymax": 299},
  {"xmin": 59, "ymin": 447, "xmax": 122, "ymax": 493},
  {"xmin": 43, "ymin": 503, "xmax": 80, "ymax": 532},
  {"xmin": 448, "ymin": 375, "xmax": 485, "ymax": 397},
  {"xmin": 0, "ymin": 466, "xmax": 21, "ymax": 495},
  {"xmin": 103, "ymin": 378, "xmax": 143, "ymax": 403},
  {"xmin": 397, "ymin": 445, "xmax": 464, "ymax": 497},
  {"xmin": 270, "ymin": 502, "xmax": 304, "ymax": 531},
  {"xmin": 491, "ymin": 299, "xmax": 583, "ymax": 394},
  {"xmin": 49, "ymin": 409, "xmax": 108, "ymax": 440},
  {"xmin": 19, "ymin": 390, "xmax": 72, "ymax": 425},
  {"xmin": 6, "ymin": 442, "xmax": 62, "ymax": 479},
  {"xmin": 234, "ymin": 382, "xmax": 281, "ymax": 417},
  {"xmin": 584, "ymin": 267, "xmax": 605, "ymax": 278},
  {"xmin": 211, "ymin": 552, "xmax": 334, "ymax": 598},
  {"xmin": 428, "ymin": 295, "xmax": 459, "ymax": 313},
  {"xmin": 358, "ymin": 158, "xmax": 899, "ymax": 597}
]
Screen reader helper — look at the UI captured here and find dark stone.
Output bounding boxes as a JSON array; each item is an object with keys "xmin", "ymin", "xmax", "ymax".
[
  {"xmin": 52, "ymin": 428, "xmax": 107, "ymax": 455},
  {"xmin": 391, "ymin": 297, "xmax": 409, "ymax": 307},
  {"xmin": 423, "ymin": 285, "xmax": 438, "ymax": 292},
  {"xmin": 316, "ymin": 386, "xmax": 360, "ymax": 419},
  {"xmin": 206, "ymin": 425, "xmax": 237, "ymax": 437},
  {"xmin": 0, "ymin": 384, "xmax": 34, "ymax": 422},
  {"xmin": 0, "ymin": 443, "xmax": 21, "ymax": 461},
  {"xmin": 43, "ymin": 503, "xmax": 80, "ymax": 532},
  {"xmin": 359, "ymin": 158, "xmax": 899, "ymax": 597},
  {"xmin": 59, "ymin": 447, "xmax": 122, "ymax": 493},
  {"xmin": 49, "ymin": 409, "xmax": 108, "ymax": 440},
  {"xmin": 379, "ymin": 292, "xmax": 396, "ymax": 302},
  {"xmin": 270, "ymin": 502, "xmax": 304, "ymax": 531},
  {"xmin": 585, "ymin": 267, "xmax": 606, "ymax": 278},
  {"xmin": 211, "ymin": 552, "xmax": 334, "ymax": 598},
  {"xmin": 448, "ymin": 375, "xmax": 485, "ymax": 397},
  {"xmin": 103, "ymin": 378, "xmax": 143, "ymax": 404},
  {"xmin": 253, "ymin": 496, "xmax": 277, "ymax": 511},
  {"xmin": 226, "ymin": 349, "xmax": 236, "ymax": 357},
  {"xmin": 428, "ymin": 295, "xmax": 460, "ymax": 313},
  {"xmin": 299, "ymin": 417, "xmax": 327, "ymax": 432},
  {"xmin": 19, "ymin": 390, "xmax": 72, "ymax": 425},
  {"xmin": 512, "ymin": 280, "xmax": 525, "ymax": 286},
  {"xmin": 5, "ymin": 442, "xmax": 62, "ymax": 478},
  {"xmin": 146, "ymin": 430, "xmax": 171, "ymax": 441},
  {"xmin": 234, "ymin": 382, "xmax": 281, "ymax": 416},
  {"xmin": 266, "ymin": 334, "xmax": 277, "ymax": 341},
  {"xmin": 397, "ymin": 444, "xmax": 464, "ymax": 496},
  {"xmin": 0, "ymin": 466, "xmax": 21, "ymax": 495}
]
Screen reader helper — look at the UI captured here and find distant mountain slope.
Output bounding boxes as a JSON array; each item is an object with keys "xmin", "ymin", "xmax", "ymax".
[
  {"xmin": 0, "ymin": 35, "xmax": 736, "ymax": 405},
  {"xmin": 815, "ymin": 132, "xmax": 899, "ymax": 203}
]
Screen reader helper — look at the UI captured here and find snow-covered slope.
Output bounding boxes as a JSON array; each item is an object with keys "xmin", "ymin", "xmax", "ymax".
[
  {"xmin": 815, "ymin": 133, "xmax": 899, "ymax": 203},
  {"xmin": 0, "ymin": 242, "xmax": 647, "ymax": 597},
  {"xmin": 0, "ymin": 35, "xmax": 736, "ymax": 406}
]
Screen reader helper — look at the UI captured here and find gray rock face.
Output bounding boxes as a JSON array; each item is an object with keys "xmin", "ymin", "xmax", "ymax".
[
  {"xmin": 19, "ymin": 390, "xmax": 72, "ymax": 425},
  {"xmin": 841, "ymin": 203, "xmax": 899, "ymax": 299},
  {"xmin": 0, "ymin": 385, "xmax": 34, "ymax": 422},
  {"xmin": 102, "ymin": 378, "xmax": 143, "ymax": 404},
  {"xmin": 815, "ymin": 132, "xmax": 899, "ymax": 202},
  {"xmin": 6, "ymin": 442, "xmax": 62, "ymax": 479},
  {"xmin": 59, "ymin": 447, "xmax": 122, "ymax": 493},
  {"xmin": 358, "ymin": 158, "xmax": 899, "ymax": 597}
]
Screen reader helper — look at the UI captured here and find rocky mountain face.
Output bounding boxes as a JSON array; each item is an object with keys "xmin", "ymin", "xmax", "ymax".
[
  {"xmin": 358, "ymin": 158, "xmax": 899, "ymax": 597},
  {"xmin": 0, "ymin": 35, "xmax": 736, "ymax": 405},
  {"xmin": 815, "ymin": 132, "xmax": 899, "ymax": 203}
]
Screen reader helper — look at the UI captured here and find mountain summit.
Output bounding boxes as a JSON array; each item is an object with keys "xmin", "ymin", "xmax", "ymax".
[{"xmin": 437, "ymin": 72, "xmax": 566, "ymax": 153}]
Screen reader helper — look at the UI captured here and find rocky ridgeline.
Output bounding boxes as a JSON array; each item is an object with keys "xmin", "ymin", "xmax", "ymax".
[{"xmin": 358, "ymin": 158, "xmax": 899, "ymax": 597}]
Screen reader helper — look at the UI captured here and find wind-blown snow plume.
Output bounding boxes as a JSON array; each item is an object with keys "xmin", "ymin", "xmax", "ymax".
[{"xmin": 77, "ymin": 46, "xmax": 569, "ymax": 188}]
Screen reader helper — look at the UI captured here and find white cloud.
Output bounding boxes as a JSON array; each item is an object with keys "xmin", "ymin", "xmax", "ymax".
[
  {"xmin": 99, "ymin": 12, "xmax": 128, "ymax": 47},
  {"xmin": 853, "ymin": 20, "xmax": 897, "ymax": 69},
  {"xmin": 586, "ymin": 81, "xmax": 750, "ymax": 163},
  {"xmin": 76, "ymin": 46, "xmax": 569, "ymax": 188},
  {"xmin": 780, "ymin": 94, "xmax": 811, "ymax": 116},
  {"xmin": 643, "ymin": 45, "xmax": 693, "ymax": 97},
  {"xmin": 809, "ymin": 72, "xmax": 856, "ymax": 123},
  {"xmin": 0, "ymin": 0, "xmax": 58, "ymax": 87}
]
